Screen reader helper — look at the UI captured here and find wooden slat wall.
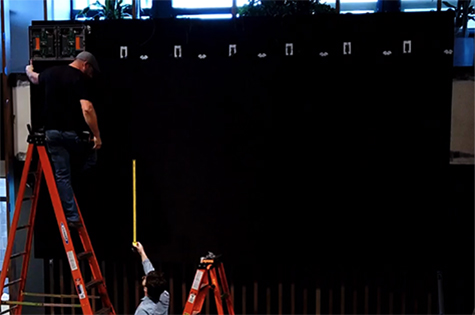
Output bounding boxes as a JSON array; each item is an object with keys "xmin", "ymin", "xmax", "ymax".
[{"xmin": 43, "ymin": 259, "xmax": 438, "ymax": 315}]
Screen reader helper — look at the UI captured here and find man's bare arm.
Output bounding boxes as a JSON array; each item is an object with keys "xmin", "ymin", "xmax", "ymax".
[{"xmin": 80, "ymin": 99, "xmax": 102, "ymax": 149}]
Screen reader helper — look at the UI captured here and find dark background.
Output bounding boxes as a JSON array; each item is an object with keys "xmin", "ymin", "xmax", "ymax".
[{"xmin": 27, "ymin": 11, "xmax": 473, "ymax": 314}]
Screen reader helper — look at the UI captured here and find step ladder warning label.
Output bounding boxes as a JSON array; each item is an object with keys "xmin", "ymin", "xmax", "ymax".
[
  {"xmin": 188, "ymin": 293, "xmax": 196, "ymax": 303},
  {"xmin": 67, "ymin": 251, "xmax": 78, "ymax": 271},
  {"xmin": 191, "ymin": 270, "xmax": 204, "ymax": 290},
  {"xmin": 60, "ymin": 223, "xmax": 69, "ymax": 244},
  {"xmin": 78, "ymin": 284, "xmax": 86, "ymax": 299}
]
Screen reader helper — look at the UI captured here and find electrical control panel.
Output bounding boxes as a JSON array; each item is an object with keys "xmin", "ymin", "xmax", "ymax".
[
  {"xmin": 29, "ymin": 25, "xmax": 87, "ymax": 60},
  {"xmin": 59, "ymin": 26, "xmax": 86, "ymax": 58},
  {"xmin": 29, "ymin": 27, "xmax": 56, "ymax": 60}
]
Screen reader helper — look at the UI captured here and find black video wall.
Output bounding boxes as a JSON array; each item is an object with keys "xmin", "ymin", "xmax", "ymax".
[{"xmin": 30, "ymin": 12, "xmax": 455, "ymax": 271}]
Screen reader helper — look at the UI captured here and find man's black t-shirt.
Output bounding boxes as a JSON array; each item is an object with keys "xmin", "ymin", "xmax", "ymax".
[{"xmin": 39, "ymin": 65, "xmax": 91, "ymax": 132}]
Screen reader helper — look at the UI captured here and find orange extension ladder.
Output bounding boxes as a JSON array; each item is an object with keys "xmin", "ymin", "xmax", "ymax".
[
  {"xmin": 0, "ymin": 125, "xmax": 115, "ymax": 314},
  {"xmin": 183, "ymin": 252, "xmax": 234, "ymax": 315}
]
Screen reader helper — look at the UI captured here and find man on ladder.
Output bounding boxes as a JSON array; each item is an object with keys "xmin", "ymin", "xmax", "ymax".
[
  {"xmin": 0, "ymin": 51, "xmax": 114, "ymax": 313},
  {"xmin": 25, "ymin": 51, "xmax": 102, "ymax": 228}
]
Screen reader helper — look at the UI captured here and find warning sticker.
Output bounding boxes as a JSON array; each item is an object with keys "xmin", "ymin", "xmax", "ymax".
[
  {"xmin": 191, "ymin": 270, "xmax": 204, "ymax": 291},
  {"xmin": 77, "ymin": 284, "xmax": 86, "ymax": 299},
  {"xmin": 67, "ymin": 251, "xmax": 78, "ymax": 271},
  {"xmin": 60, "ymin": 223, "xmax": 69, "ymax": 244},
  {"xmin": 188, "ymin": 293, "xmax": 196, "ymax": 304}
]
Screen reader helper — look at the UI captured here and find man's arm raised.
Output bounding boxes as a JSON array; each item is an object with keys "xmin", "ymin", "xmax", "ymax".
[{"xmin": 25, "ymin": 60, "xmax": 39, "ymax": 85}]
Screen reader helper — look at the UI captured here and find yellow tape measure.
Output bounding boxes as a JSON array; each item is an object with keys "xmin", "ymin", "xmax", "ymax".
[{"xmin": 133, "ymin": 159, "xmax": 137, "ymax": 246}]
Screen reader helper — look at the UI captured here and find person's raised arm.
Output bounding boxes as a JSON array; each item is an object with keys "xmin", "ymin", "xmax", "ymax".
[
  {"xmin": 133, "ymin": 242, "xmax": 155, "ymax": 274},
  {"xmin": 25, "ymin": 60, "xmax": 39, "ymax": 85}
]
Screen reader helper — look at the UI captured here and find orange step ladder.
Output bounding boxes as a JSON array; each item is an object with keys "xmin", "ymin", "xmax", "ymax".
[
  {"xmin": 0, "ymin": 125, "xmax": 115, "ymax": 314},
  {"xmin": 183, "ymin": 252, "xmax": 234, "ymax": 315}
]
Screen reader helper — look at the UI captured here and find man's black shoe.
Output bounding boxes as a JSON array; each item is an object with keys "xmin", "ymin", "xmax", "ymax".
[{"xmin": 67, "ymin": 220, "xmax": 83, "ymax": 229}]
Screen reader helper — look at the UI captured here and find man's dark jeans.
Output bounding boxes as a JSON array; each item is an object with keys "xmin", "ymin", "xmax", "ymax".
[{"xmin": 45, "ymin": 130, "xmax": 96, "ymax": 222}]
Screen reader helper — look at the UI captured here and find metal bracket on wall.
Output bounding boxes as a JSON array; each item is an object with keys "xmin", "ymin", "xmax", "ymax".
[
  {"xmin": 343, "ymin": 42, "xmax": 352, "ymax": 55},
  {"xmin": 285, "ymin": 43, "xmax": 293, "ymax": 56},
  {"xmin": 229, "ymin": 44, "xmax": 237, "ymax": 56},
  {"xmin": 174, "ymin": 45, "xmax": 182, "ymax": 58},
  {"xmin": 403, "ymin": 40, "xmax": 412, "ymax": 54},
  {"xmin": 120, "ymin": 46, "xmax": 128, "ymax": 59}
]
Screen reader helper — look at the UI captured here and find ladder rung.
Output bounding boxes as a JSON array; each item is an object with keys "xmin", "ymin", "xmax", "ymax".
[
  {"xmin": 16, "ymin": 224, "xmax": 31, "ymax": 231},
  {"xmin": 22, "ymin": 194, "xmax": 35, "ymax": 200},
  {"xmin": 22, "ymin": 291, "xmax": 100, "ymax": 299},
  {"xmin": 86, "ymin": 279, "xmax": 103, "ymax": 290},
  {"xmin": 0, "ymin": 304, "xmax": 18, "ymax": 314},
  {"xmin": 4, "ymin": 278, "xmax": 22, "ymax": 287},
  {"xmin": 2, "ymin": 300, "xmax": 81, "ymax": 308},
  {"xmin": 10, "ymin": 252, "xmax": 26, "ymax": 259},
  {"xmin": 77, "ymin": 251, "xmax": 93, "ymax": 260},
  {"xmin": 95, "ymin": 307, "xmax": 111, "ymax": 314}
]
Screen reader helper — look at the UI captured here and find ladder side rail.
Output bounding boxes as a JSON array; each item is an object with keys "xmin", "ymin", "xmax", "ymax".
[
  {"xmin": 37, "ymin": 146, "xmax": 94, "ymax": 314},
  {"xmin": 0, "ymin": 143, "xmax": 35, "ymax": 295},
  {"xmin": 75, "ymin": 199, "xmax": 115, "ymax": 313},
  {"xmin": 217, "ymin": 263, "xmax": 234, "ymax": 315},
  {"xmin": 183, "ymin": 268, "xmax": 210, "ymax": 315},
  {"xmin": 209, "ymin": 267, "xmax": 225, "ymax": 315}
]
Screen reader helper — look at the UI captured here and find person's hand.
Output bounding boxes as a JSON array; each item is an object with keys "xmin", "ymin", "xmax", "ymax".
[
  {"xmin": 93, "ymin": 136, "xmax": 102, "ymax": 149},
  {"xmin": 25, "ymin": 60, "xmax": 34, "ymax": 73},
  {"xmin": 133, "ymin": 241, "xmax": 145, "ymax": 256}
]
